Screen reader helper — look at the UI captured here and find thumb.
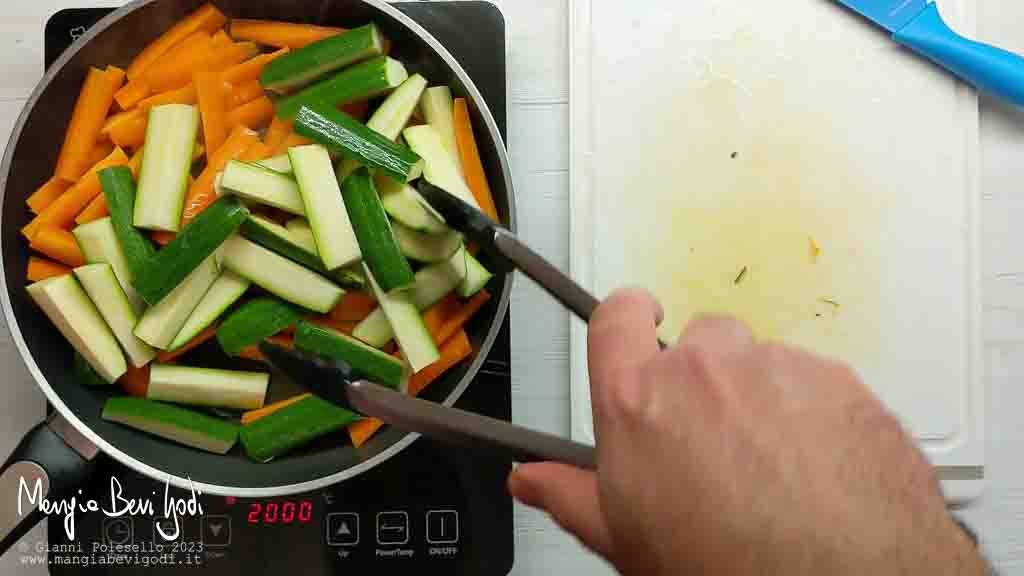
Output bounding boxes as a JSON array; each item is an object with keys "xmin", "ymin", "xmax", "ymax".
[{"xmin": 508, "ymin": 463, "xmax": 613, "ymax": 560}]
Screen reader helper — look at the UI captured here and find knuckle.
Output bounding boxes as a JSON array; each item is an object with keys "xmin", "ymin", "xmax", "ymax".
[
  {"xmin": 600, "ymin": 365, "xmax": 654, "ymax": 423},
  {"xmin": 593, "ymin": 288, "xmax": 654, "ymax": 327}
]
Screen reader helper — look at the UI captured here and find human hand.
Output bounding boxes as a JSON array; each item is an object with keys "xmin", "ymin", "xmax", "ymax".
[{"xmin": 509, "ymin": 288, "xmax": 988, "ymax": 576}]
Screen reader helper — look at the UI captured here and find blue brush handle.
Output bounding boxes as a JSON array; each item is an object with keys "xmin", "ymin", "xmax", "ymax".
[{"xmin": 894, "ymin": 3, "xmax": 1024, "ymax": 107}]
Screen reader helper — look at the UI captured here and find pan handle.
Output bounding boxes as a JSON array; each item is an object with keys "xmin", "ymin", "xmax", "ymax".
[{"xmin": 0, "ymin": 412, "xmax": 99, "ymax": 554}]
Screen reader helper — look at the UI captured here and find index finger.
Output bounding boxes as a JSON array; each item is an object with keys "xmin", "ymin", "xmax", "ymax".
[{"xmin": 587, "ymin": 287, "xmax": 663, "ymax": 389}]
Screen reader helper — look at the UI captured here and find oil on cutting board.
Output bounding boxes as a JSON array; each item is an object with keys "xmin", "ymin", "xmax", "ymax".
[{"xmin": 570, "ymin": 0, "xmax": 982, "ymax": 472}]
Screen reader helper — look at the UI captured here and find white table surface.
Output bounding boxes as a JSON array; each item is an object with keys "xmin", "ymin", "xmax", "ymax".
[{"xmin": 0, "ymin": 1, "xmax": 1021, "ymax": 574}]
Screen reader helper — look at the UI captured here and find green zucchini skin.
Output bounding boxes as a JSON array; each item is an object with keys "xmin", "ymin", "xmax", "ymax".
[
  {"xmin": 341, "ymin": 168, "xmax": 414, "ymax": 292},
  {"xmin": 103, "ymin": 397, "xmax": 239, "ymax": 454},
  {"xmin": 74, "ymin": 351, "xmax": 108, "ymax": 388},
  {"xmin": 216, "ymin": 298, "xmax": 303, "ymax": 356},
  {"xmin": 293, "ymin": 101, "xmax": 423, "ymax": 183},
  {"xmin": 240, "ymin": 395, "xmax": 359, "ymax": 461},
  {"xmin": 260, "ymin": 23, "xmax": 384, "ymax": 94},
  {"xmin": 132, "ymin": 196, "xmax": 249, "ymax": 306},
  {"xmin": 275, "ymin": 55, "xmax": 407, "ymax": 120},
  {"xmin": 294, "ymin": 320, "xmax": 404, "ymax": 389},
  {"xmin": 98, "ymin": 166, "xmax": 156, "ymax": 281}
]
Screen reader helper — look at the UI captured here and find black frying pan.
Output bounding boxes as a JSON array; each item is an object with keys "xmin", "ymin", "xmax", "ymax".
[{"xmin": 0, "ymin": 0, "xmax": 514, "ymax": 552}]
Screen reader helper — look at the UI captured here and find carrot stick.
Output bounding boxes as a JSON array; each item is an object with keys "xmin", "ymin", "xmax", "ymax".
[
  {"xmin": 128, "ymin": 147, "xmax": 144, "ymax": 176},
  {"xmin": 229, "ymin": 20, "xmax": 347, "ymax": 49},
  {"xmin": 407, "ymin": 329, "xmax": 472, "ymax": 397},
  {"xmin": 194, "ymin": 69, "xmax": 231, "ymax": 155},
  {"xmin": 103, "ymin": 109, "xmax": 148, "ymax": 150},
  {"xmin": 237, "ymin": 141, "xmax": 274, "ymax": 162},
  {"xmin": 116, "ymin": 31, "xmax": 212, "ymax": 108},
  {"xmin": 434, "ymin": 290, "xmax": 491, "ymax": 346},
  {"xmin": 74, "ymin": 193, "xmax": 109, "ymax": 225},
  {"xmin": 282, "ymin": 132, "xmax": 313, "ymax": 149},
  {"xmin": 23, "ymin": 147, "xmax": 130, "ymax": 238},
  {"xmin": 29, "ymin": 225, "xmax": 86, "ymax": 267},
  {"xmin": 180, "ymin": 125, "xmax": 261, "ymax": 227},
  {"xmin": 227, "ymin": 96, "xmax": 275, "ymax": 130},
  {"xmin": 156, "ymin": 324, "xmax": 218, "ymax": 363},
  {"xmin": 136, "ymin": 83, "xmax": 197, "ymax": 111},
  {"xmin": 141, "ymin": 31, "xmax": 222, "ymax": 93},
  {"xmin": 241, "ymin": 393, "xmax": 311, "ymax": 425},
  {"xmin": 264, "ymin": 117, "xmax": 292, "ymax": 151},
  {"xmin": 118, "ymin": 363, "xmax": 150, "ymax": 397},
  {"xmin": 328, "ymin": 292, "xmax": 378, "ymax": 323},
  {"xmin": 211, "ymin": 29, "xmax": 232, "ymax": 48},
  {"xmin": 55, "ymin": 67, "xmax": 122, "ymax": 182},
  {"xmin": 222, "ymin": 47, "xmax": 289, "ymax": 85},
  {"xmin": 126, "ymin": 3, "xmax": 227, "ymax": 79},
  {"xmin": 229, "ymin": 79, "xmax": 265, "ymax": 108},
  {"xmin": 422, "ymin": 293, "xmax": 461, "ymax": 342},
  {"xmin": 453, "ymin": 98, "xmax": 499, "ymax": 220},
  {"xmin": 85, "ymin": 141, "xmax": 115, "ymax": 167},
  {"xmin": 27, "ymin": 256, "xmax": 71, "ymax": 282},
  {"xmin": 26, "ymin": 177, "xmax": 71, "ymax": 214},
  {"xmin": 347, "ymin": 417, "xmax": 383, "ymax": 448},
  {"xmin": 205, "ymin": 41, "xmax": 261, "ymax": 75}
]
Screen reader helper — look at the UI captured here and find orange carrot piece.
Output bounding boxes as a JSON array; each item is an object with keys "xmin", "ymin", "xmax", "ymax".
[
  {"xmin": 407, "ymin": 330, "xmax": 472, "ymax": 397},
  {"xmin": 26, "ymin": 256, "xmax": 71, "ymax": 282},
  {"xmin": 282, "ymin": 132, "xmax": 313, "ymax": 148},
  {"xmin": 180, "ymin": 125, "xmax": 260, "ymax": 227},
  {"xmin": 75, "ymin": 193, "xmax": 109, "ymax": 225},
  {"xmin": 23, "ymin": 147, "xmax": 130, "ymax": 238},
  {"xmin": 26, "ymin": 177, "xmax": 71, "ymax": 214},
  {"xmin": 347, "ymin": 418, "xmax": 383, "ymax": 448},
  {"xmin": 194, "ymin": 69, "xmax": 231, "ymax": 155},
  {"xmin": 222, "ymin": 47, "xmax": 289, "ymax": 85},
  {"xmin": 229, "ymin": 79, "xmax": 265, "ymax": 108},
  {"xmin": 329, "ymin": 292, "xmax": 378, "ymax": 323},
  {"xmin": 227, "ymin": 96, "xmax": 275, "ymax": 130},
  {"xmin": 236, "ymin": 346, "xmax": 264, "ymax": 362},
  {"xmin": 453, "ymin": 98, "xmax": 499, "ymax": 220},
  {"xmin": 156, "ymin": 324, "xmax": 218, "ymax": 363},
  {"xmin": 422, "ymin": 293, "xmax": 462, "ymax": 342},
  {"xmin": 211, "ymin": 29, "xmax": 232, "ymax": 48},
  {"xmin": 241, "ymin": 393, "xmax": 311, "ymax": 425},
  {"xmin": 264, "ymin": 116, "xmax": 292, "ymax": 151},
  {"xmin": 229, "ymin": 20, "xmax": 346, "ymax": 49},
  {"xmin": 136, "ymin": 83, "xmax": 198, "ymax": 111},
  {"xmin": 29, "ymin": 225, "xmax": 86, "ymax": 267},
  {"xmin": 140, "ymin": 31, "xmax": 218, "ymax": 94},
  {"xmin": 126, "ymin": 3, "xmax": 227, "ymax": 79},
  {"xmin": 103, "ymin": 108, "xmax": 148, "ymax": 149},
  {"xmin": 128, "ymin": 148, "xmax": 144, "ymax": 176},
  {"xmin": 116, "ymin": 31, "xmax": 212, "ymax": 108},
  {"xmin": 237, "ymin": 141, "xmax": 274, "ymax": 162},
  {"xmin": 205, "ymin": 41, "xmax": 261, "ymax": 75},
  {"xmin": 55, "ymin": 67, "xmax": 122, "ymax": 182},
  {"xmin": 339, "ymin": 100, "xmax": 370, "ymax": 121},
  {"xmin": 118, "ymin": 363, "xmax": 151, "ymax": 397},
  {"xmin": 152, "ymin": 231, "xmax": 174, "ymax": 246},
  {"xmin": 434, "ymin": 290, "xmax": 491, "ymax": 346},
  {"xmin": 86, "ymin": 141, "xmax": 115, "ymax": 167}
]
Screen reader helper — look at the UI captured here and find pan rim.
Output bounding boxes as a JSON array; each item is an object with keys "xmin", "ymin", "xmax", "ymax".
[{"xmin": 0, "ymin": 0, "xmax": 515, "ymax": 496}]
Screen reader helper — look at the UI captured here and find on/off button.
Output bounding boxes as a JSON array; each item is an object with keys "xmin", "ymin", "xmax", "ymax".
[{"xmin": 426, "ymin": 510, "xmax": 459, "ymax": 544}]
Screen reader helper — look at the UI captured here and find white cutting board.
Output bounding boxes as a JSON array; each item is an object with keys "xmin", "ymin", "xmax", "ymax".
[{"xmin": 569, "ymin": 0, "xmax": 983, "ymax": 498}]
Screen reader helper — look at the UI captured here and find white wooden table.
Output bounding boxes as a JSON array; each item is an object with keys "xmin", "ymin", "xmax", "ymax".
[{"xmin": 0, "ymin": 1, "xmax": 1022, "ymax": 574}]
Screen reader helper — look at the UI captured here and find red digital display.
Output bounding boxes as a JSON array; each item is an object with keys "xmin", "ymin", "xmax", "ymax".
[{"xmin": 247, "ymin": 500, "xmax": 313, "ymax": 525}]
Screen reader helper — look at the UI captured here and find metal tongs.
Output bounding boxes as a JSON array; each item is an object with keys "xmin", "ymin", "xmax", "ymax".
[
  {"xmin": 416, "ymin": 181, "xmax": 668, "ymax": 349},
  {"xmin": 259, "ymin": 342, "xmax": 597, "ymax": 469}
]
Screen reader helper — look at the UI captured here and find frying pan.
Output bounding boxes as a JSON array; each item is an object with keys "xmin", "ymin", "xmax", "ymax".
[{"xmin": 0, "ymin": 0, "xmax": 514, "ymax": 552}]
